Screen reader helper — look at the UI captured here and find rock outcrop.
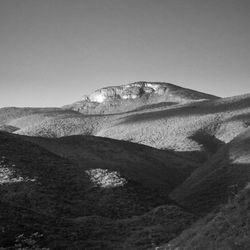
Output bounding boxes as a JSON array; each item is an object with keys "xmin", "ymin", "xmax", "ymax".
[{"xmin": 63, "ymin": 81, "xmax": 219, "ymax": 114}]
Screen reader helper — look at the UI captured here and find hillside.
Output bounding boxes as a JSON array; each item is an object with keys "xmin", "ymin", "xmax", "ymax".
[
  {"xmin": 0, "ymin": 94, "xmax": 249, "ymax": 158},
  {"xmin": 170, "ymin": 126, "xmax": 250, "ymax": 215},
  {"xmin": 97, "ymin": 93, "xmax": 250, "ymax": 152},
  {"xmin": 0, "ymin": 132, "xmax": 197, "ymax": 249}
]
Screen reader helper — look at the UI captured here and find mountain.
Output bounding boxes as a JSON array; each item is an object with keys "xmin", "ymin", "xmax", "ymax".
[
  {"xmin": 63, "ymin": 81, "xmax": 219, "ymax": 114},
  {"xmin": 1, "ymin": 81, "xmax": 250, "ymax": 249}
]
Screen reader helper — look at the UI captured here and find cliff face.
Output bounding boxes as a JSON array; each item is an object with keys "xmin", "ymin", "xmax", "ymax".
[{"xmin": 63, "ymin": 81, "xmax": 219, "ymax": 114}]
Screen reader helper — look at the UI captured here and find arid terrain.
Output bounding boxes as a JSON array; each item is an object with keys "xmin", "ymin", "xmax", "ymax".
[{"xmin": 1, "ymin": 82, "xmax": 250, "ymax": 249}]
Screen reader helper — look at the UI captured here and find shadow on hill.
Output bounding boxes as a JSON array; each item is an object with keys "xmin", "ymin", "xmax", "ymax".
[
  {"xmin": 189, "ymin": 130, "xmax": 225, "ymax": 155},
  {"xmin": 163, "ymin": 130, "xmax": 226, "ymax": 166},
  {"xmin": 69, "ymin": 102, "xmax": 178, "ymax": 117},
  {"xmin": 129, "ymin": 102, "xmax": 178, "ymax": 112}
]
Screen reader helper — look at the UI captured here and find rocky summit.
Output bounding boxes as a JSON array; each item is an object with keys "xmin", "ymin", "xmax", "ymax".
[{"xmin": 63, "ymin": 81, "xmax": 219, "ymax": 114}]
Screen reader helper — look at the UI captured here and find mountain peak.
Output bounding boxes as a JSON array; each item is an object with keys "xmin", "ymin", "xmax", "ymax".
[{"xmin": 63, "ymin": 81, "xmax": 219, "ymax": 114}]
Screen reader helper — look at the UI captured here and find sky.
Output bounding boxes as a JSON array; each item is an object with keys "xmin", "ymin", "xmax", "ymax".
[{"xmin": 0, "ymin": 0, "xmax": 250, "ymax": 107}]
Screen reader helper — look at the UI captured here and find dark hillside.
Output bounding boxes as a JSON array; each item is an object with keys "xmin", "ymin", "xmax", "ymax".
[{"xmin": 0, "ymin": 132, "xmax": 196, "ymax": 249}]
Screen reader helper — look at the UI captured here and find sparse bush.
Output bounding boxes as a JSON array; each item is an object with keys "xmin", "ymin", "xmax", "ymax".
[
  {"xmin": 85, "ymin": 168, "xmax": 127, "ymax": 188},
  {"xmin": 0, "ymin": 156, "xmax": 36, "ymax": 185}
]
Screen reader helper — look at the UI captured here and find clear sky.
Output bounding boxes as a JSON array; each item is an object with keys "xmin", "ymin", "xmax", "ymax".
[{"xmin": 0, "ymin": 0, "xmax": 250, "ymax": 107}]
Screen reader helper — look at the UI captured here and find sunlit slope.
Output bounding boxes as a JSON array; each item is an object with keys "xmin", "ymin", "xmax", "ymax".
[
  {"xmin": 0, "ymin": 107, "xmax": 61, "ymax": 124},
  {"xmin": 0, "ymin": 106, "xmax": 110, "ymax": 137},
  {"xmin": 97, "ymin": 94, "xmax": 250, "ymax": 152}
]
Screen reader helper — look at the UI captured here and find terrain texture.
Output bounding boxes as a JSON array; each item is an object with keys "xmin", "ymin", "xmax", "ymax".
[{"xmin": 1, "ymin": 81, "xmax": 250, "ymax": 249}]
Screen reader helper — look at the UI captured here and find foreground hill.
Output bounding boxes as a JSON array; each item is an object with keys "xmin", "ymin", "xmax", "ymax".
[
  {"xmin": 63, "ymin": 81, "xmax": 219, "ymax": 114},
  {"xmin": 0, "ymin": 132, "xmax": 196, "ymax": 249}
]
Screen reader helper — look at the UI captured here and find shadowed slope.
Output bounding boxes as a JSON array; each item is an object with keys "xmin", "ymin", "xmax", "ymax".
[{"xmin": 0, "ymin": 132, "xmax": 196, "ymax": 249}]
